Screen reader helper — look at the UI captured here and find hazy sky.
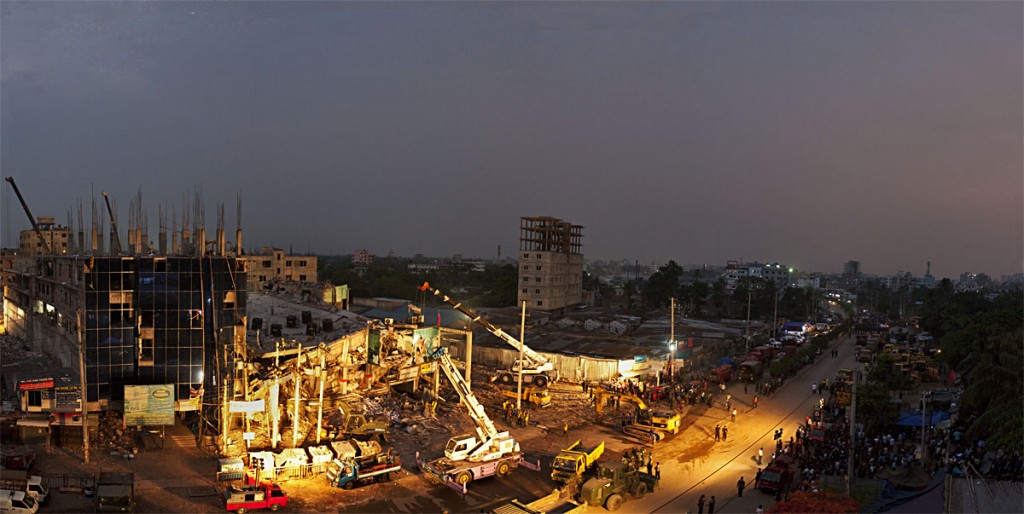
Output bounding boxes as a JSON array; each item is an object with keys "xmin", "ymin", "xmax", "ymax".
[{"xmin": 2, "ymin": 1, "xmax": 1021, "ymax": 279}]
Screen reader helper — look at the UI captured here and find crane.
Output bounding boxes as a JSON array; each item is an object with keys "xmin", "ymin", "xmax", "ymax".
[
  {"xmin": 418, "ymin": 344, "xmax": 526, "ymax": 488},
  {"xmin": 101, "ymin": 191, "xmax": 122, "ymax": 254},
  {"xmin": 4, "ymin": 177, "xmax": 52, "ymax": 255},
  {"xmin": 418, "ymin": 282, "xmax": 554, "ymax": 388}
]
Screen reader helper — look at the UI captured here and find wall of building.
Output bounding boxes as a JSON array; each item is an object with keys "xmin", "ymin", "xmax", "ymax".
[
  {"xmin": 245, "ymin": 248, "xmax": 317, "ymax": 292},
  {"xmin": 445, "ymin": 341, "xmax": 625, "ymax": 383}
]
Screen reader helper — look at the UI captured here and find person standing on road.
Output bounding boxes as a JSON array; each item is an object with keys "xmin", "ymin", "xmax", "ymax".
[
  {"xmin": 732, "ymin": 408, "xmax": 737, "ymax": 422},
  {"xmin": 708, "ymin": 495, "xmax": 716, "ymax": 514},
  {"xmin": 697, "ymin": 494, "xmax": 706, "ymax": 514},
  {"xmin": 756, "ymin": 505, "xmax": 764, "ymax": 514},
  {"xmin": 752, "ymin": 395, "xmax": 758, "ymax": 409},
  {"xmin": 755, "ymin": 467, "xmax": 762, "ymax": 488},
  {"xmin": 758, "ymin": 447, "xmax": 763, "ymax": 465},
  {"xmin": 563, "ymin": 421, "xmax": 568, "ymax": 438},
  {"xmin": 737, "ymin": 476, "xmax": 746, "ymax": 497},
  {"xmin": 811, "ymin": 383, "xmax": 817, "ymax": 394},
  {"xmin": 722, "ymin": 426, "xmax": 728, "ymax": 441},
  {"xmin": 715, "ymin": 424, "xmax": 721, "ymax": 441},
  {"xmin": 744, "ymin": 382, "xmax": 748, "ymax": 394}
]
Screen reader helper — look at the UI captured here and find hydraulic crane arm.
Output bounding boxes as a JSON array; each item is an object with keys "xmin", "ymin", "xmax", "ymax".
[
  {"xmin": 430, "ymin": 346, "xmax": 499, "ymax": 441},
  {"xmin": 4, "ymin": 177, "xmax": 52, "ymax": 255},
  {"xmin": 419, "ymin": 282, "xmax": 552, "ymax": 371}
]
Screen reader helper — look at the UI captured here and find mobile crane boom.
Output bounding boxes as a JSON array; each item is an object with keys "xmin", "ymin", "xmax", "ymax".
[{"xmin": 418, "ymin": 282, "xmax": 554, "ymax": 387}]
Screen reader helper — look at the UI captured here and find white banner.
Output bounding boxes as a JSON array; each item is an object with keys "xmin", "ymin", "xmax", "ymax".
[{"xmin": 229, "ymin": 399, "xmax": 266, "ymax": 413}]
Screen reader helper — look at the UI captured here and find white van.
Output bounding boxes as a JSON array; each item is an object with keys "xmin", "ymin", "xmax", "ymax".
[{"xmin": 0, "ymin": 489, "xmax": 39, "ymax": 514}]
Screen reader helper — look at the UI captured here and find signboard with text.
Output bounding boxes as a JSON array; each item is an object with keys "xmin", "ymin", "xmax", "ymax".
[{"xmin": 124, "ymin": 384, "xmax": 175, "ymax": 426}]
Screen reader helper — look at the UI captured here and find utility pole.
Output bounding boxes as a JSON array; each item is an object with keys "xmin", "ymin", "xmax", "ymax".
[
  {"xmin": 745, "ymin": 289, "xmax": 752, "ymax": 352},
  {"xmin": 516, "ymin": 301, "xmax": 526, "ymax": 412},
  {"xmin": 848, "ymin": 370, "xmax": 858, "ymax": 494},
  {"xmin": 669, "ymin": 297, "xmax": 675, "ymax": 383},
  {"xmin": 772, "ymin": 289, "xmax": 779, "ymax": 340},
  {"xmin": 292, "ymin": 342, "xmax": 302, "ymax": 447},
  {"xmin": 76, "ymin": 308, "xmax": 89, "ymax": 463},
  {"xmin": 316, "ymin": 346, "xmax": 326, "ymax": 444},
  {"xmin": 272, "ymin": 339, "xmax": 281, "ymax": 449}
]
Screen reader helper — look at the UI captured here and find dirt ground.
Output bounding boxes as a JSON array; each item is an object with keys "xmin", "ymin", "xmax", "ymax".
[{"xmin": 29, "ymin": 367, "xmax": 653, "ymax": 513}]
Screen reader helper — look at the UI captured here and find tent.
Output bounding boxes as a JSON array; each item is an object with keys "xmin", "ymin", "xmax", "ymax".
[{"xmin": 894, "ymin": 411, "xmax": 950, "ymax": 427}]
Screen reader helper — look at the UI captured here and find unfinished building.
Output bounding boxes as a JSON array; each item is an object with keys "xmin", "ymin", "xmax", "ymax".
[{"xmin": 517, "ymin": 216, "xmax": 584, "ymax": 312}]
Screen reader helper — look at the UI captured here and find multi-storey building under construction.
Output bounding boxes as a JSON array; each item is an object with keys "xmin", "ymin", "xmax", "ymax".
[{"xmin": 517, "ymin": 216, "xmax": 584, "ymax": 312}]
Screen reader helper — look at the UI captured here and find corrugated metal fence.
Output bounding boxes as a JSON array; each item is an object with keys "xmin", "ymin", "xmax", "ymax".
[{"xmin": 446, "ymin": 343, "xmax": 627, "ymax": 383}]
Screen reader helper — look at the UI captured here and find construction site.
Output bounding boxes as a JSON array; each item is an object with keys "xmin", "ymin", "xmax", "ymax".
[{"xmin": 2, "ymin": 180, "xmax": 759, "ymax": 512}]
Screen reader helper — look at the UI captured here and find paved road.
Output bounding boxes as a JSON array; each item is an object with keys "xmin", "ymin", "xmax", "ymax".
[{"xmin": 626, "ymin": 333, "xmax": 862, "ymax": 514}]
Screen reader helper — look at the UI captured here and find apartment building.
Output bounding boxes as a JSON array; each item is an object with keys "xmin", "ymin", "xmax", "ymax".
[{"xmin": 517, "ymin": 216, "xmax": 583, "ymax": 312}]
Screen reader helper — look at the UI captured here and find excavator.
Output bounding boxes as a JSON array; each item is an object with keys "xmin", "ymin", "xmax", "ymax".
[
  {"xmin": 417, "ymin": 344, "xmax": 536, "ymax": 488},
  {"xmin": 593, "ymin": 388, "xmax": 681, "ymax": 441},
  {"xmin": 418, "ymin": 282, "xmax": 555, "ymax": 388}
]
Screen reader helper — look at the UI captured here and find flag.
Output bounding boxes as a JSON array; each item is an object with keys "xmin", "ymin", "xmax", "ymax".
[{"xmin": 437, "ymin": 311, "xmax": 441, "ymax": 327}]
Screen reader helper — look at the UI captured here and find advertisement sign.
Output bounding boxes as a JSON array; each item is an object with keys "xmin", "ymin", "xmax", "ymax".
[
  {"xmin": 124, "ymin": 384, "xmax": 175, "ymax": 426},
  {"xmin": 54, "ymin": 386, "xmax": 83, "ymax": 412},
  {"xmin": 18, "ymin": 377, "xmax": 54, "ymax": 391}
]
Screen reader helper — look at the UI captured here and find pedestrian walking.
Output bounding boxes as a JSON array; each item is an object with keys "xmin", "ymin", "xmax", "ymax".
[
  {"xmin": 708, "ymin": 495, "xmax": 716, "ymax": 514},
  {"xmin": 722, "ymin": 426, "xmax": 728, "ymax": 441},
  {"xmin": 737, "ymin": 476, "xmax": 745, "ymax": 497},
  {"xmin": 752, "ymin": 395, "xmax": 758, "ymax": 409},
  {"xmin": 758, "ymin": 447, "xmax": 763, "ymax": 465},
  {"xmin": 811, "ymin": 383, "xmax": 817, "ymax": 394},
  {"xmin": 715, "ymin": 424, "xmax": 721, "ymax": 441},
  {"xmin": 697, "ymin": 494, "xmax": 706, "ymax": 514},
  {"xmin": 731, "ymin": 408, "xmax": 737, "ymax": 422}
]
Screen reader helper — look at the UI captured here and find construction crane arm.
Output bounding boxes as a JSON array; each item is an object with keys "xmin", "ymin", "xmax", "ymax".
[
  {"xmin": 101, "ymin": 191, "xmax": 122, "ymax": 254},
  {"xmin": 419, "ymin": 282, "xmax": 551, "ymax": 371},
  {"xmin": 430, "ymin": 346, "xmax": 499, "ymax": 440},
  {"xmin": 4, "ymin": 177, "xmax": 52, "ymax": 255}
]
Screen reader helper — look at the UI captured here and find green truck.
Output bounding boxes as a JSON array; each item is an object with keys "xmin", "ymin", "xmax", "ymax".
[
  {"xmin": 551, "ymin": 441, "xmax": 604, "ymax": 483},
  {"xmin": 491, "ymin": 488, "xmax": 587, "ymax": 514},
  {"xmin": 578, "ymin": 461, "xmax": 657, "ymax": 511}
]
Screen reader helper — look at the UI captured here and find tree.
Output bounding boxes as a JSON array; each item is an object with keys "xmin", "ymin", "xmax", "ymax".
[{"xmin": 640, "ymin": 260, "xmax": 683, "ymax": 310}]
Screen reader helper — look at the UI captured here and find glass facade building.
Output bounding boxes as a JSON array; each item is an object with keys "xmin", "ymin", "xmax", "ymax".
[{"xmin": 83, "ymin": 256, "xmax": 247, "ymax": 407}]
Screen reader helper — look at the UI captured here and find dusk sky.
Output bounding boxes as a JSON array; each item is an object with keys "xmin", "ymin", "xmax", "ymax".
[{"xmin": 2, "ymin": 1, "xmax": 1021, "ymax": 280}]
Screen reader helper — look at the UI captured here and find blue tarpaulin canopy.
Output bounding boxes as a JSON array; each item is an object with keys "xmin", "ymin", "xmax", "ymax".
[
  {"xmin": 894, "ymin": 411, "xmax": 950, "ymax": 427},
  {"xmin": 718, "ymin": 357, "xmax": 736, "ymax": 367}
]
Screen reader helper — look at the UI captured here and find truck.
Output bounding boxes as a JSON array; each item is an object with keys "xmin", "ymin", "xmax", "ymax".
[
  {"xmin": 0, "ymin": 446, "xmax": 35, "ymax": 472},
  {"xmin": 95, "ymin": 472, "xmax": 135, "ymax": 513},
  {"xmin": 758, "ymin": 455, "xmax": 794, "ymax": 494},
  {"xmin": 706, "ymin": 365, "xmax": 733, "ymax": 384},
  {"xmin": 418, "ymin": 346, "xmax": 537, "ymax": 489},
  {"xmin": 420, "ymin": 283, "xmax": 555, "ymax": 388},
  {"xmin": 325, "ymin": 447, "xmax": 401, "ymax": 489},
  {"xmin": 550, "ymin": 440, "xmax": 605, "ymax": 483},
  {"xmin": 503, "ymin": 387, "xmax": 551, "ymax": 409},
  {"xmin": 0, "ymin": 470, "xmax": 48, "ymax": 504},
  {"xmin": 578, "ymin": 461, "xmax": 657, "ymax": 511},
  {"xmin": 736, "ymin": 360, "xmax": 763, "ymax": 383},
  {"xmin": 224, "ymin": 481, "xmax": 288, "ymax": 513},
  {"xmin": 492, "ymin": 488, "xmax": 588, "ymax": 514},
  {"xmin": 0, "ymin": 489, "xmax": 38, "ymax": 514}
]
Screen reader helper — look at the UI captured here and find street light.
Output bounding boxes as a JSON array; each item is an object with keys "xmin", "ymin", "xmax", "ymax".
[{"xmin": 668, "ymin": 341, "xmax": 677, "ymax": 383}]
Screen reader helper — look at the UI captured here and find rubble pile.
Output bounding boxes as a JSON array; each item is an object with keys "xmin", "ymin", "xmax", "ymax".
[{"xmin": 96, "ymin": 411, "xmax": 138, "ymax": 457}]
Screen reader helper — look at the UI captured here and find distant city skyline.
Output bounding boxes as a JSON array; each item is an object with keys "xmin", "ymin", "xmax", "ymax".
[{"xmin": 2, "ymin": 2, "xmax": 1021, "ymax": 279}]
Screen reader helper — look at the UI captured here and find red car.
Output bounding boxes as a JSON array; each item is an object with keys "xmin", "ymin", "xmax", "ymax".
[{"xmin": 224, "ymin": 481, "xmax": 288, "ymax": 514}]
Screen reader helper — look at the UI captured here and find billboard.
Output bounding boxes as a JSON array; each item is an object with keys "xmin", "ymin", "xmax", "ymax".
[{"xmin": 124, "ymin": 384, "xmax": 175, "ymax": 426}]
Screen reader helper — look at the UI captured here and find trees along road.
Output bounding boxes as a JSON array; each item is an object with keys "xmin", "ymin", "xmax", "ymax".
[{"xmin": 630, "ymin": 334, "xmax": 861, "ymax": 514}]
